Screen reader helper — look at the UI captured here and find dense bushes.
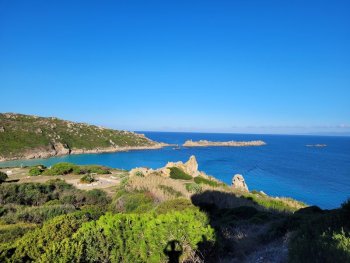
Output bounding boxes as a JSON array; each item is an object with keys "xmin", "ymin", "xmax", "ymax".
[
  {"xmin": 155, "ymin": 198, "xmax": 195, "ymax": 214},
  {"xmin": 3, "ymin": 204, "xmax": 77, "ymax": 224},
  {"xmin": 39, "ymin": 162, "xmax": 111, "ymax": 176},
  {"xmin": 41, "ymin": 210, "xmax": 215, "ymax": 263},
  {"xmin": 113, "ymin": 190, "xmax": 155, "ymax": 213},
  {"xmin": 0, "ymin": 180, "xmax": 111, "ymax": 214},
  {"xmin": 1, "ymin": 211, "xmax": 102, "ymax": 262},
  {"xmin": 289, "ymin": 199, "xmax": 350, "ymax": 262},
  {"xmin": 169, "ymin": 167, "xmax": 192, "ymax": 180},
  {"xmin": 29, "ymin": 165, "xmax": 46, "ymax": 176}
]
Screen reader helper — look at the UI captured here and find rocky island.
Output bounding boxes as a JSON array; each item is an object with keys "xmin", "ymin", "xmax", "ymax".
[
  {"xmin": 183, "ymin": 139, "xmax": 266, "ymax": 147},
  {"xmin": 0, "ymin": 113, "xmax": 168, "ymax": 162}
]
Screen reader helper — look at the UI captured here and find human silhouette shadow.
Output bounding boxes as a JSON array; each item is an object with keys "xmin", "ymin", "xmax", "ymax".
[{"xmin": 163, "ymin": 240, "xmax": 183, "ymax": 263}]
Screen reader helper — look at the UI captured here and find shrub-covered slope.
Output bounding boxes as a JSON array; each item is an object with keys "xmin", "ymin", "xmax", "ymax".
[{"xmin": 0, "ymin": 113, "xmax": 161, "ymax": 161}]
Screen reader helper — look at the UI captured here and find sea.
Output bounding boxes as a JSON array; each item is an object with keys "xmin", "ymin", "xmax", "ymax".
[{"xmin": 1, "ymin": 132, "xmax": 349, "ymax": 209}]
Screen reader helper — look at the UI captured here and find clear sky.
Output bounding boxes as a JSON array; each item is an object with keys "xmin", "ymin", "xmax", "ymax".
[{"xmin": 0, "ymin": 1, "xmax": 349, "ymax": 134}]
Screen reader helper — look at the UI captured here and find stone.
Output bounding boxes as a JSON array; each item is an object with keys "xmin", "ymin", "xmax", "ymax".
[
  {"xmin": 232, "ymin": 174, "xmax": 249, "ymax": 192},
  {"xmin": 0, "ymin": 126, "xmax": 4, "ymax": 132}
]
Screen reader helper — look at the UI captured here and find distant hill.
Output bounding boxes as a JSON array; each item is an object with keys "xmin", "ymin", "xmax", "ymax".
[{"xmin": 0, "ymin": 113, "xmax": 164, "ymax": 161}]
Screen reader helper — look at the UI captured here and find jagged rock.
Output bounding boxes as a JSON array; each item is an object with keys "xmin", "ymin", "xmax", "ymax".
[
  {"xmin": 130, "ymin": 155, "xmax": 203, "ymax": 178},
  {"xmin": 232, "ymin": 174, "xmax": 249, "ymax": 192},
  {"xmin": 165, "ymin": 155, "xmax": 200, "ymax": 177}
]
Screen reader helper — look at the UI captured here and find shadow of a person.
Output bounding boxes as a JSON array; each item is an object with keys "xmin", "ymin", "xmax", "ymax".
[{"xmin": 163, "ymin": 240, "xmax": 183, "ymax": 263}]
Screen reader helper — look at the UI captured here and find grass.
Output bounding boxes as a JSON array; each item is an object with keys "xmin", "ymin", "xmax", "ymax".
[
  {"xmin": 168, "ymin": 167, "xmax": 193, "ymax": 180},
  {"xmin": 194, "ymin": 176, "xmax": 225, "ymax": 187},
  {"xmin": 127, "ymin": 175, "xmax": 189, "ymax": 201}
]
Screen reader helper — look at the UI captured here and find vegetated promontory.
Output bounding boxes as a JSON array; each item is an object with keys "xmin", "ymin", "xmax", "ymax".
[{"xmin": 0, "ymin": 113, "xmax": 166, "ymax": 161}]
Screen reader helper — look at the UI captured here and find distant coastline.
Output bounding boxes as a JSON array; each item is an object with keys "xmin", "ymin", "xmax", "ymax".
[{"xmin": 183, "ymin": 139, "xmax": 266, "ymax": 147}]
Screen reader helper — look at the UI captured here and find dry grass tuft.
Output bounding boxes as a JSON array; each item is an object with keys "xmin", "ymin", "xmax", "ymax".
[{"xmin": 127, "ymin": 175, "xmax": 190, "ymax": 202}]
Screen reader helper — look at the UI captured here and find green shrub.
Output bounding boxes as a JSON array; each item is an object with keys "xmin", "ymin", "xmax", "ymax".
[
  {"xmin": 135, "ymin": 171, "xmax": 144, "ymax": 177},
  {"xmin": 155, "ymin": 198, "xmax": 195, "ymax": 214},
  {"xmin": 80, "ymin": 174, "xmax": 96, "ymax": 184},
  {"xmin": 83, "ymin": 189, "xmax": 111, "ymax": 206},
  {"xmin": 0, "ymin": 222, "xmax": 36, "ymax": 244},
  {"xmin": 28, "ymin": 166, "xmax": 44, "ymax": 176},
  {"xmin": 0, "ymin": 172, "xmax": 8, "ymax": 183},
  {"xmin": 158, "ymin": 184, "xmax": 182, "ymax": 197},
  {"xmin": 113, "ymin": 190, "xmax": 155, "ymax": 213},
  {"xmin": 185, "ymin": 183, "xmax": 202, "ymax": 193},
  {"xmin": 73, "ymin": 165, "xmax": 111, "ymax": 175},
  {"xmin": 0, "ymin": 179, "xmax": 110, "ymax": 208},
  {"xmin": 3, "ymin": 211, "xmax": 101, "ymax": 262},
  {"xmin": 43, "ymin": 163, "xmax": 78, "ymax": 176},
  {"xmin": 4, "ymin": 204, "xmax": 77, "ymax": 224},
  {"xmin": 194, "ymin": 176, "xmax": 220, "ymax": 187},
  {"xmin": 289, "ymin": 200, "xmax": 350, "ymax": 263},
  {"xmin": 40, "ymin": 210, "xmax": 215, "ymax": 263},
  {"xmin": 169, "ymin": 167, "xmax": 192, "ymax": 180}
]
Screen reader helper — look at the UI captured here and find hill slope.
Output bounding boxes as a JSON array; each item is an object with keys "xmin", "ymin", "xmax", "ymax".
[{"xmin": 0, "ymin": 113, "xmax": 164, "ymax": 161}]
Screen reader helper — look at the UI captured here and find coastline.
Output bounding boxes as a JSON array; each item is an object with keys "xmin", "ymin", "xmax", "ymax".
[{"xmin": 0, "ymin": 143, "xmax": 170, "ymax": 163}]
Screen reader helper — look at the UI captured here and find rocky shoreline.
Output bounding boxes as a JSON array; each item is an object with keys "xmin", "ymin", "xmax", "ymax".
[
  {"xmin": 183, "ymin": 139, "xmax": 266, "ymax": 147},
  {"xmin": 0, "ymin": 143, "xmax": 169, "ymax": 162}
]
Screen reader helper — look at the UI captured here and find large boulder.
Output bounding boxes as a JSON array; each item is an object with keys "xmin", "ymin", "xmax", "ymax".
[{"xmin": 232, "ymin": 174, "xmax": 249, "ymax": 192}]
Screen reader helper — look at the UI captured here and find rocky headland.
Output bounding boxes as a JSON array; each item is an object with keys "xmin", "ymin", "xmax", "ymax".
[
  {"xmin": 0, "ymin": 113, "xmax": 168, "ymax": 162},
  {"xmin": 183, "ymin": 139, "xmax": 266, "ymax": 147}
]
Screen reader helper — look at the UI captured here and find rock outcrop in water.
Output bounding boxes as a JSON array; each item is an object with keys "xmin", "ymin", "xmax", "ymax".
[
  {"xmin": 183, "ymin": 140, "xmax": 266, "ymax": 147},
  {"xmin": 232, "ymin": 174, "xmax": 249, "ymax": 192}
]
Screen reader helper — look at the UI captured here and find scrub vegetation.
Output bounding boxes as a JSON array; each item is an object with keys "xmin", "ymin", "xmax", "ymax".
[{"xmin": 0, "ymin": 163, "xmax": 348, "ymax": 262}]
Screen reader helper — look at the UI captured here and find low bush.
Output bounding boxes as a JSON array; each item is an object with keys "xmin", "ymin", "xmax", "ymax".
[
  {"xmin": 194, "ymin": 176, "xmax": 221, "ymax": 187},
  {"xmin": 43, "ymin": 163, "xmax": 78, "ymax": 176},
  {"xmin": 185, "ymin": 183, "xmax": 202, "ymax": 193},
  {"xmin": 155, "ymin": 198, "xmax": 195, "ymax": 214},
  {"xmin": 169, "ymin": 167, "xmax": 192, "ymax": 180},
  {"xmin": 40, "ymin": 210, "xmax": 215, "ymax": 263},
  {"xmin": 0, "ymin": 222, "xmax": 36, "ymax": 244},
  {"xmin": 4, "ymin": 204, "xmax": 77, "ymax": 224},
  {"xmin": 0, "ymin": 172, "xmax": 8, "ymax": 183},
  {"xmin": 28, "ymin": 165, "xmax": 47, "ymax": 176},
  {"xmin": 289, "ymin": 199, "xmax": 350, "ymax": 262},
  {"xmin": 158, "ymin": 184, "xmax": 182, "ymax": 197},
  {"xmin": 113, "ymin": 190, "xmax": 155, "ymax": 213},
  {"xmin": 2, "ymin": 211, "xmax": 102, "ymax": 262},
  {"xmin": 28, "ymin": 167, "xmax": 43, "ymax": 176},
  {"xmin": 79, "ymin": 174, "xmax": 96, "ymax": 184}
]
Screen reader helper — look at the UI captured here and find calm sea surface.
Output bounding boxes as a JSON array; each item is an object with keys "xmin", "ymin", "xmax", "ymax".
[{"xmin": 1, "ymin": 132, "xmax": 349, "ymax": 209}]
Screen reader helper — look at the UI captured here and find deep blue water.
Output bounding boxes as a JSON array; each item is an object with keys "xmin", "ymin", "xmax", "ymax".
[{"xmin": 1, "ymin": 132, "xmax": 349, "ymax": 209}]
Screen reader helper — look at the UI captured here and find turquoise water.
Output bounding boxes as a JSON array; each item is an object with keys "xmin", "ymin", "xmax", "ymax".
[{"xmin": 1, "ymin": 132, "xmax": 349, "ymax": 209}]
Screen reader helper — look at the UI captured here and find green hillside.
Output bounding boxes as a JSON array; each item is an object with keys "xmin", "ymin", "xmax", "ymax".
[{"xmin": 0, "ymin": 113, "xmax": 159, "ymax": 160}]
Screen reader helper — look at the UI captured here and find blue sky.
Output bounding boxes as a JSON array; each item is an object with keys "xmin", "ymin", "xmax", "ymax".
[{"xmin": 0, "ymin": 1, "xmax": 349, "ymax": 134}]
